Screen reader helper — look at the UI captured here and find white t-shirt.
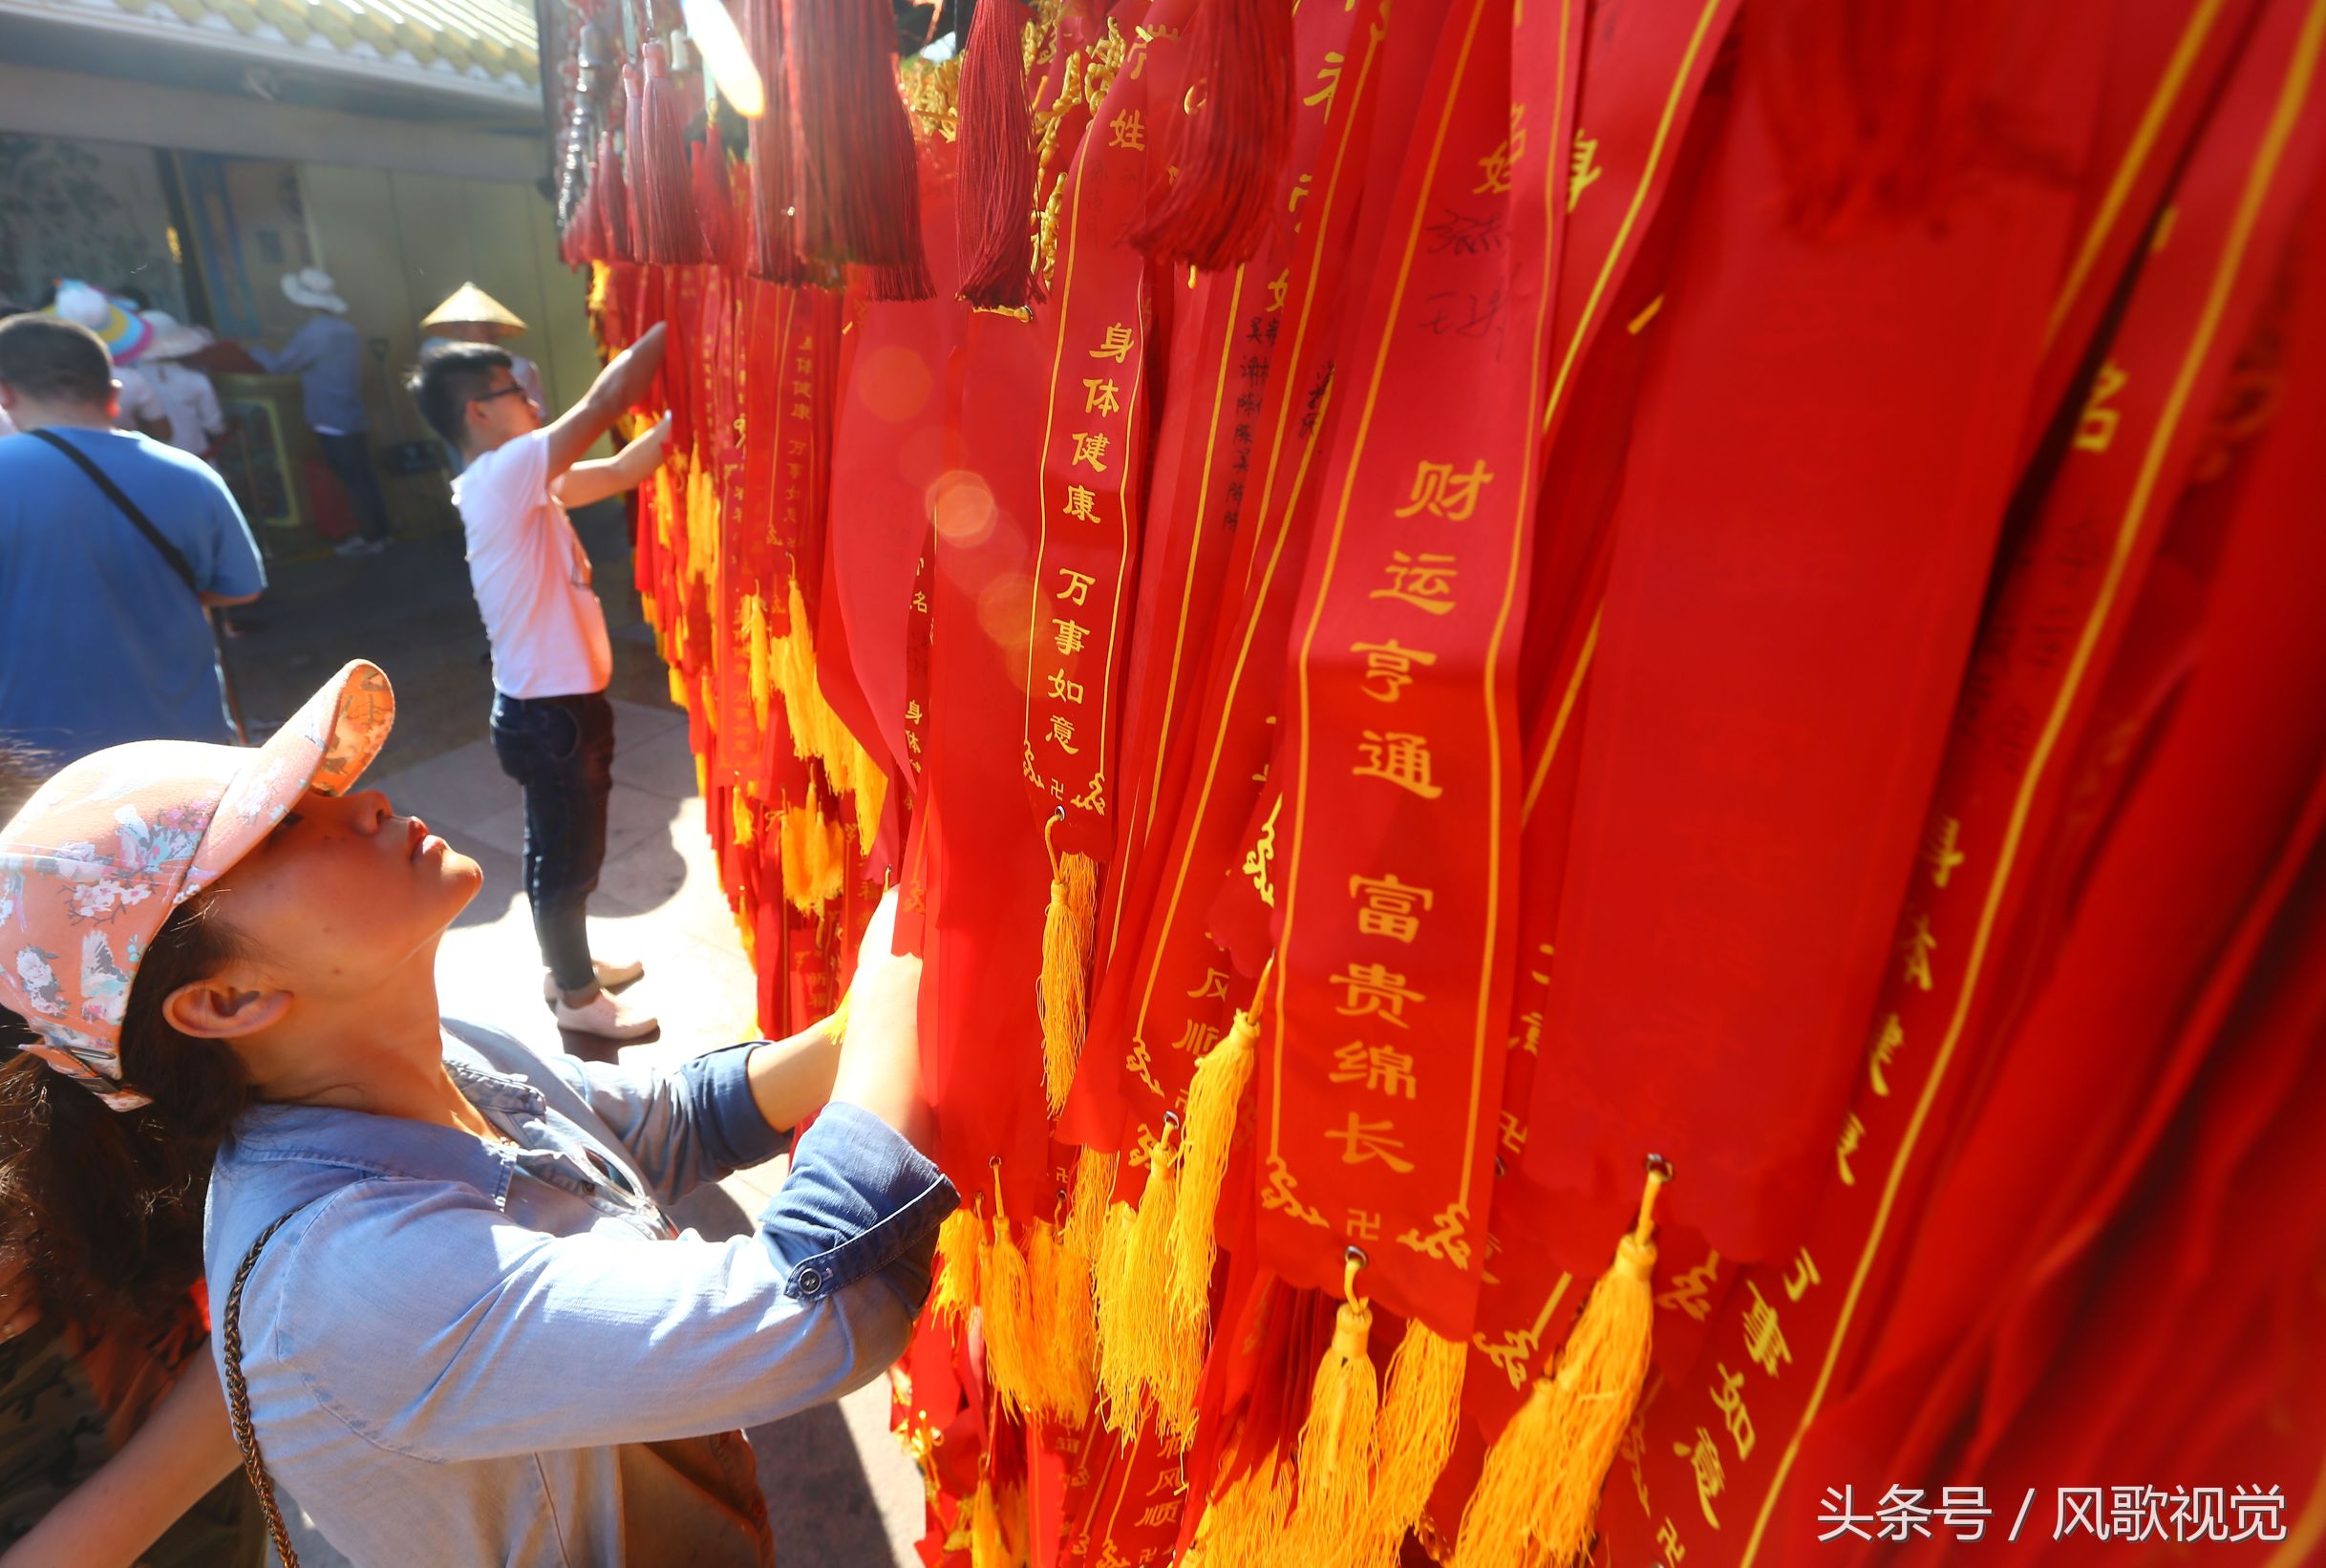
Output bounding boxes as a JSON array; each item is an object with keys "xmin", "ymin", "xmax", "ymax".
[
  {"xmin": 452, "ymin": 430, "xmax": 612, "ymax": 699},
  {"xmin": 141, "ymin": 363, "xmax": 226, "ymax": 454}
]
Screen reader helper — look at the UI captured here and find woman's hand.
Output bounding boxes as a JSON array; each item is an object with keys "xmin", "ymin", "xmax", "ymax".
[{"xmin": 827, "ymin": 887, "xmax": 931, "ymax": 1151}]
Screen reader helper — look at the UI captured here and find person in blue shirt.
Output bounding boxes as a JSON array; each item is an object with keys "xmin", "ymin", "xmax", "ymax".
[
  {"xmin": 0, "ymin": 314, "xmax": 266, "ymax": 766},
  {"xmin": 250, "ymin": 270, "xmax": 392, "ymax": 558},
  {"xmin": 0, "ymin": 661, "xmax": 951, "ymax": 1567}
]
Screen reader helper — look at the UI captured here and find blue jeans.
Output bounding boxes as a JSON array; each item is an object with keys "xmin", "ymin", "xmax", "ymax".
[
  {"xmin": 489, "ymin": 691, "xmax": 614, "ymax": 991},
  {"xmin": 316, "ymin": 432, "xmax": 391, "ymax": 541}
]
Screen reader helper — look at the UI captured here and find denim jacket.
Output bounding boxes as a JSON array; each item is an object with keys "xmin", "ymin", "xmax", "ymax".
[{"xmin": 203, "ymin": 1019, "xmax": 955, "ymax": 1567}]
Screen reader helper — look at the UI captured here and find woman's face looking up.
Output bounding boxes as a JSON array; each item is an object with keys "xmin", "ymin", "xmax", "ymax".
[{"xmin": 199, "ymin": 788, "xmax": 481, "ymax": 1009}]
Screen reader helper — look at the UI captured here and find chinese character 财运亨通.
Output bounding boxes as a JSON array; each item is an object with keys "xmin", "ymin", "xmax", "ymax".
[
  {"xmin": 1371, "ymin": 551, "xmax": 1459, "ymax": 615},
  {"xmin": 1350, "ymin": 637, "xmax": 1439, "ymax": 703},
  {"xmin": 1394, "ymin": 459, "xmax": 1496, "ymax": 521},
  {"xmin": 1355, "ymin": 731, "xmax": 1447, "ymax": 800}
]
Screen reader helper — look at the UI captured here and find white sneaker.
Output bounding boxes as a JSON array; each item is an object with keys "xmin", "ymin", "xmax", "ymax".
[
  {"xmin": 551, "ymin": 987, "xmax": 659, "ymax": 1042},
  {"xmin": 543, "ymin": 960, "xmax": 645, "ymax": 1005}
]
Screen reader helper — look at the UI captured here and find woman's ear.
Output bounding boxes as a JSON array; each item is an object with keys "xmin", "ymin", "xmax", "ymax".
[{"xmin": 161, "ymin": 977, "xmax": 291, "ymax": 1040}]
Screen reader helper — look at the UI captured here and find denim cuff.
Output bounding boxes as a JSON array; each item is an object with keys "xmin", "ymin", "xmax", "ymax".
[
  {"xmin": 680, "ymin": 1042, "xmax": 795, "ymax": 1174},
  {"xmin": 759, "ymin": 1103, "xmax": 957, "ymax": 1302}
]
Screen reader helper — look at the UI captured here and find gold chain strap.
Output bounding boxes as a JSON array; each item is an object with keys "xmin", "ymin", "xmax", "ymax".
[{"xmin": 223, "ymin": 1207, "xmax": 307, "ymax": 1568}]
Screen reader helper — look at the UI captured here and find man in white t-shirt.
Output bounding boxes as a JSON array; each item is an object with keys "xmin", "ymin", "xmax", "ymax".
[{"xmin": 407, "ymin": 326, "xmax": 670, "ymax": 1040}]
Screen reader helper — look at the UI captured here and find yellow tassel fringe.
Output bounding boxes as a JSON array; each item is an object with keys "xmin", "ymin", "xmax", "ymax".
[
  {"xmin": 1038, "ymin": 839, "xmax": 1099, "ymax": 1116},
  {"xmin": 1291, "ymin": 1252, "xmax": 1381, "ymax": 1565},
  {"xmin": 1044, "ymin": 1149, "xmax": 1112, "ymax": 1427},
  {"xmin": 1373, "ymin": 1319, "xmax": 1467, "ymax": 1549},
  {"xmin": 979, "ymin": 1178, "xmax": 1042, "ymax": 1421},
  {"xmin": 1168, "ymin": 976, "xmax": 1269, "ymax": 1329},
  {"xmin": 1455, "ymin": 1162, "xmax": 1668, "ymax": 1568},
  {"xmin": 930, "ymin": 1207, "xmax": 982, "ymax": 1326}
]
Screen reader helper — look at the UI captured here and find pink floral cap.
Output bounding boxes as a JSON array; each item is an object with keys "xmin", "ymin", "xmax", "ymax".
[{"xmin": 0, "ymin": 662, "xmax": 395, "ymax": 1110}]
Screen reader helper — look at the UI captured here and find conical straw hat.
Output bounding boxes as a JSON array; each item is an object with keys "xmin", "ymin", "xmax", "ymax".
[{"xmin": 419, "ymin": 283, "xmax": 527, "ymax": 332}]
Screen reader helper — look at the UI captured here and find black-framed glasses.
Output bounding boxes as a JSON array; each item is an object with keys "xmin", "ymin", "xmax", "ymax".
[{"xmin": 470, "ymin": 384, "xmax": 529, "ymax": 408}]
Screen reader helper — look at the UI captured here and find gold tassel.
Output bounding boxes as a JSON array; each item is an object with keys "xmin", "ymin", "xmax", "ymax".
[
  {"xmin": 1045, "ymin": 1151, "xmax": 1111, "ymax": 1426},
  {"xmin": 737, "ymin": 590, "xmax": 775, "ymax": 731},
  {"xmin": 1094, "ymin": 1197, "xmax": 1144, "ymax": 1425},
  {"xmin": 968, "ymin": 1477, "xmax": 1009, "ymax": 1568},
  {"xmin": 930, "ymin": 1206, "xmax": 983, "ymax": 1326},
  {"xmin": 979, "ymin": 1170, "xmax": 1041, "ymax": 1419},
  {"xmin": 1113, "ymin": 1116, "xmax": 1204, "ymax": 1445},
  {"xmin": 731, "ymin": 788, "xmax": 758, "ymax": 847},
  {"xmin": 1454, "ymin": 1158, "xmax": 1670, "ymax": 1568},
  {"xmin": 1168, "ymin": 960, "xmax": 1272, "ymax": 1329},
  {"xmin": 1291, "ymin": 1248, "xmax": 1381, "ymax": 1563},
  {"xmin": 1373, "ymin": 1318, "xmax": 1467, "ymax": 1548},
  {"xmin": 1037, "ymin": 809, "xmax": 1099, "ymax": 1116},
  {"xmin": 1191, "ymin": 1451, "xmax": 1292, "ymax": 1567}
]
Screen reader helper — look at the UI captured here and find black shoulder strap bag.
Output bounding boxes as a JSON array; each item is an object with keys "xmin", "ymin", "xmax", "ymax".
[{"xmin": 29, "ymin": 429, "xmax": 252, "ymax": 745}]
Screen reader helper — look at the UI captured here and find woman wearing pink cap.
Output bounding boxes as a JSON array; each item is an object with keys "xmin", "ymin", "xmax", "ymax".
[{"xmin": 0, "ymin": 662, "xmax": 950, "ymax": 1566}]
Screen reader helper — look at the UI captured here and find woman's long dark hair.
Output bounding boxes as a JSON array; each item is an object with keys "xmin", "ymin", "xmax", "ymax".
[{"xmin": 0, "ymin": 900, "xmax": 254, "ymax": 1332}]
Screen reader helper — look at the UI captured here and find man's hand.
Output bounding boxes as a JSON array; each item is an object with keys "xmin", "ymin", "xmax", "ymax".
[
  {"xmin": 828, "ymin": 888, "xmax": 931, "ymax": 1151},
  {"xmin": 544, "ymin": 321, "xmax": 670, "ymax": 477},
  {"xmin": 552, "ymin": 413, "xmax": 672, "ymax": 509}
]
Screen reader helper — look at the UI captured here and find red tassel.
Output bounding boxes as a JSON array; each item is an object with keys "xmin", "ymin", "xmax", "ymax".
[
  {"xmin": 1126, "ymin": 0, "xmax": 1292, "ymax": 271},
  {"xmin": 783, "ymin": 0, "xmax": 932, "ymax": 298},
  {"xmin": 955, "ymin": 0, "xmax": 1040, "ymax": 310},
  {"xmin": 621, "ymin": 63, "xmax": 651, "ymax": 258},
  {"xmin": 595, "ymin": 124, "xmax": 635, "ymax": 263},
  {"xmin": 742, "ymin": 0, "xmax": 813, "ymax": 282},
  {"xmin": 692, "ymin": 135, "xmax": 734, "ymax": 265},
  {"xmin": 638, "ymin": 40, "xmax": 710, "ymax": 264}
]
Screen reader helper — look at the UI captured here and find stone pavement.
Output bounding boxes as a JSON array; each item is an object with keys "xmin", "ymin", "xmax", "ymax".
[{"xmin": 227, "ymin": 508, "xmax": 925, "ymax": 1567}]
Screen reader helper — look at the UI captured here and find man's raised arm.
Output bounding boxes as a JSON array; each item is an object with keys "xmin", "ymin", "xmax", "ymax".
[{"xmin": 543, "ymin": 321, "xmax": 668, "ymax": 479}]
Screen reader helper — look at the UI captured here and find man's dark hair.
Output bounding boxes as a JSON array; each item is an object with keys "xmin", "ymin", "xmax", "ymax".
[
  {"xmin": 0, "ymin": 315, "xmax": 113, "ymax": 407},
  {"xmin": 408, "ymin": 341, "xmax": 515, "ymax": 448}
]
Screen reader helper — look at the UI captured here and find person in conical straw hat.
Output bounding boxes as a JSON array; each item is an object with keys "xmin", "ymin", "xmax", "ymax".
[
  {"xmin": 419, "ymin": 283, "xmax": 543, "ymax": 410},
  {"xmin": 0, "ymin": 660, "xmax": 950, "ymax": 1566}
]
